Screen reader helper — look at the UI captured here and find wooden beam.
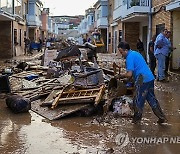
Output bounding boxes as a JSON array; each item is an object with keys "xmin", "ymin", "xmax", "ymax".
[
  {"xmin": 51, "ymin": 89, "xmax": 64, "ymax": 109},
  {"xmin": 94, "ymin": 85, "xmax": 105, "ymax": 106}
]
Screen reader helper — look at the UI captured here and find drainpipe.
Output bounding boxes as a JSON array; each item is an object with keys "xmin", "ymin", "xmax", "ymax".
[
  {"xmin": 147, "ymin": 0, "xmax": 152, "ymax": 63},
  {"xmin": 107, "ymin": 26, "xmax": 108, "ymax": 52}
]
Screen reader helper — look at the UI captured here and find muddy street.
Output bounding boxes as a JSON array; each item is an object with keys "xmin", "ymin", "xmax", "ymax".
[{"xmin": 0, "ymin": 73, "xmax": 180, "ymax": 154}]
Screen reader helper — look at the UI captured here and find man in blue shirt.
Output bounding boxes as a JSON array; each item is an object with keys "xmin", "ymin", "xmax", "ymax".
[
  {"xmin": 117, "ymin": 41, "xmax": 167, "ymax": 124},
  {"xmin": 154, "ymin": 29, "xmax": 169, "ymax": 81}
]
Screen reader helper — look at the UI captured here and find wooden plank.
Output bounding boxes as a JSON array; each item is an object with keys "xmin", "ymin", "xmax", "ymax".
[
  {"xmin": 94, "ymin": 85, "xmax": 105, "ymax": 106},
  {"xmin": 62, "ymin": 87, "xmax": 101, "ymax": 94},
  {"xmin": 102, "ymin": 68, "xmax": 114, "ymax": 76},
  {"xmin": 41, "ymin": 89, "xmax": 60, "ymax": 106},
  {"xmin": 57, "ymin": 95, "xmax": 97, "ymax": 102},
  {"xmin": 51, "ymin": 89, "xmax": 64, "ymax": 109},
  {"xmin": 11, "ymin": 71, "xmax": 43, "ymax": 78},
  {"xmin": 29, "ymin": 65, "xmax": 48, "ymax": 70},
  {"xmin": 31, "ymin": 100, "xmax": 91, "ymax": 120},
  {"xmin": 41, "ymin": 98, "xmax": 94, "ymax": 106}
]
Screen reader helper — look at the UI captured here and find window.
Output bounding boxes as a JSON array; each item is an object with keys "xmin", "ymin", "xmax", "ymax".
[
  {"xmin": 108, "ymin": 32, "xmax": 111, "ymax": 44},
  {"xmin": 14, "ymin": 29, "xmax": 18, "ymax": 45},
  {"xmin": 19, "ymin": 29, "xmax": 22, "ymax": 46},
  {"xmin": 119, "ymin": 30, "xmax": 123, "ymax": 43},
  {"xmin": 14, "ymin": 0, "xmax": 22, "ymax": 17},
  {"xmin": 1, "ymin": 0, "xmax": 13, "ymax": 14},
  {"xmin": 91, "ymin": 16, "xmax": 94, "ymax": 23},
  {"xmin": 156, "ymin": 23, "xmax": 165, "ymax": 36},
  {"xmin": 24, "ymin": 31, "xmax": 26, "ymax": 37}
]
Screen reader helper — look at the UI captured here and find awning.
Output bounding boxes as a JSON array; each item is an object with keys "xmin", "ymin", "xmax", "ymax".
[
  {"xmin": 0, "ymin": 11, "xmax": 14, "ymax": 21},
  {"xmin": 121, "ymin": 14, "xmax": 148, "ymax": 22},
  {"xmin": 166, "ymin": 1, "xmax": 180, "ymax": 11}
]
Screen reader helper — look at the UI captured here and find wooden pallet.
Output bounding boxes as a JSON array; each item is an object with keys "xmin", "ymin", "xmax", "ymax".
[{"xmin": 51, "ymin": 85, "xmax": 105, "ymax": 109}]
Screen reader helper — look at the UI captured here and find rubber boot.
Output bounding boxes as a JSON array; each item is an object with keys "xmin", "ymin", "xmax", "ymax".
[
  {"xmin": 152, "ymin": 105, "xmax": 167, "ymax": 124},
  {"xmin": 132, "ymin": 101, "xmax": 142, "ymax": 124},
  {"xmin": 132, "ymin": 112, "xmax": 142, "ymax": 124}
]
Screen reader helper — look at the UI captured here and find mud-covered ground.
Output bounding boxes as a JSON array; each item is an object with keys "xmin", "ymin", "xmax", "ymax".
[{"xmin": 0, "ymin": 56, "xmax": 180, "ymax": 154}]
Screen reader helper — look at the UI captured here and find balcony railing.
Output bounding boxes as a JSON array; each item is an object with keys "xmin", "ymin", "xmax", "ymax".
[
  {"xmin": 113, "ymin": 0, "xmax": 150, "ymax": 20},
  {"xmin": 97, "ymin": 17, "xmax": 108, "ymax": 28},
  {"xmin": 27, "ymin": 15, "xmax": 42, "ymax": 27},
  {"xmin": 128, "ymin": 0, "xmax": 149, "ymax": 9}
]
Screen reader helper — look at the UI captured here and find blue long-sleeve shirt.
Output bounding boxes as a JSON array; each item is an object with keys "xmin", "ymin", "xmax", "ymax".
[{"xmin": 154, "ymin": 33, "xmax": 170, "ymax": 57}]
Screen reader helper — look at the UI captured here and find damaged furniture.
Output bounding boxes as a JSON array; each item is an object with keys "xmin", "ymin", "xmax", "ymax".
[{"xmin": 50, "ymin": 85, "xmax": 105, "ymax": 109}]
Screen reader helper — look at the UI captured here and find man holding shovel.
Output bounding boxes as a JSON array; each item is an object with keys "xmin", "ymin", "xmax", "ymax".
[{"xmin": 117, "ymin": 41, "xmax": 167, "ymax": 124}]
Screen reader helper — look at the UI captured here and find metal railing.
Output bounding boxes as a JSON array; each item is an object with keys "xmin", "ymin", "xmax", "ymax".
[{"xmin": 128, "ymin": 0, "xmax": 150, "ymax": 9}]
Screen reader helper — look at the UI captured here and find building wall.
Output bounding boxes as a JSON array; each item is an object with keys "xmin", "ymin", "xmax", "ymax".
[
  {"xmin": 152, "ymin": 0, "xmax": 171, "ymax": 35},
  {"xmin": 123, "ymin": 22, "xmax": 139, "ymax": 50},
  {"xmin": 13, "ymin": 21, "xmax": 27, "ymax": 56},
  {"xmin": 42, "ymin": 12, "xmax": 48, "ymax": 31},
  {"xmin": 0, "ymin": 21, "xmax": 12, "ymax": 59},
  {"xmin": 152, "ymin": 0, "xmax": 171, "ymax": 7},
  {"xmin": 172, "ymin": 11, "xmax": 180, "ymax": 69}
]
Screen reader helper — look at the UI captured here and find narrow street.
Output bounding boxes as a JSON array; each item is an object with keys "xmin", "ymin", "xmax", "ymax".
[{"xmin": 1, "ymin": 0, "xmax": 180, "ymax": 154}]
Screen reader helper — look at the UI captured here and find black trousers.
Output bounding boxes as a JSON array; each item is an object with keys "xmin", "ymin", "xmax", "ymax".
[{"xmin": 149, "ymin": 53, "xmax": 156, "ymax": 75}]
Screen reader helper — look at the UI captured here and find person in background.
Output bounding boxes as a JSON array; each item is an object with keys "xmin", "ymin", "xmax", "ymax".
[
  {"xmin": 117, "ymin": 41, "xmax": 167, "ymax": 124},
  {"xmin": 148, "ymin": 35, "xmax": 156, "ymax": 76},
  {"xmin": 154, "ymin": 29, "xmax": 169, "ymax": 82},
  {"xmin": 137, "ymin": 38, "xmax": 146, "ymax": 60},
  {"xmin": 165, "ymin": 31, "xmax": 176, "ymax": 76},
  {"xmin": 38, "ymin": 38, "xmax": 43, "ymax": 52},
  {"xmin": 24, "ymin": 37, "xmax": 30, "ymax": 55}
]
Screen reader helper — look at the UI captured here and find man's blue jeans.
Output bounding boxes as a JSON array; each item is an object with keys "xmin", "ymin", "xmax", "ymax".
[
  {"xmin": 155, "ymin": 53, "xmax": 166, "ymax": 80},
  {"xmin": 133, "ymin": 80, "xmax": 159, "ymax": 117}
]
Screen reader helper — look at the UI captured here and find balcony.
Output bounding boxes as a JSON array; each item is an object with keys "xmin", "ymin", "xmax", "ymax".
[
  {"xmin": 97, "ymin": 17, "xmax": 108, "ymax": 28},
  {"xmin": 87, "ymin": 25, "xmax": 94, "ymax": 32},
  {"xmin": 0, "ymin": 3, "xmax": 14, "ymax": 21},
  {"xmin": 27, "ymin": 15, "xmax": 42, "ymax": 27},
  {"xmin": 113, "ymin": 0, "xmax": 150, "ymax": 21},
  {"xmin": 166, "ymin": 0, "xmax": 180, "ymax": 11}
]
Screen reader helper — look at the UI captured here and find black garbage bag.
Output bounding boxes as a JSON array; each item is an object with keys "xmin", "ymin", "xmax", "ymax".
[
  {"xmin": 6, "ymin": 95, "xmax": 31, "ymax": 113},
  {"xmin": 16, "ymin": 62, "xmax": 28, "ymax": 70},
  {"xmin": 55, "ymin": 45, "xmax": 81, "ymax": 61},
  {"xmin": 0, "ymin": 75, "xmax": 11, "ymax": 93}
]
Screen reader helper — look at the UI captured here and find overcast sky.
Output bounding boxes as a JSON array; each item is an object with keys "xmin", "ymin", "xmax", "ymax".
[{"xmin": 41, "ymin": 0, "xmax": 98, "ymax": 16}]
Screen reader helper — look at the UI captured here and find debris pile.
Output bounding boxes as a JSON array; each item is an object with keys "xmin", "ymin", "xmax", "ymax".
[{"xmin": 0, "ymin": 40, "xmax": 134, "ymax": 120}]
